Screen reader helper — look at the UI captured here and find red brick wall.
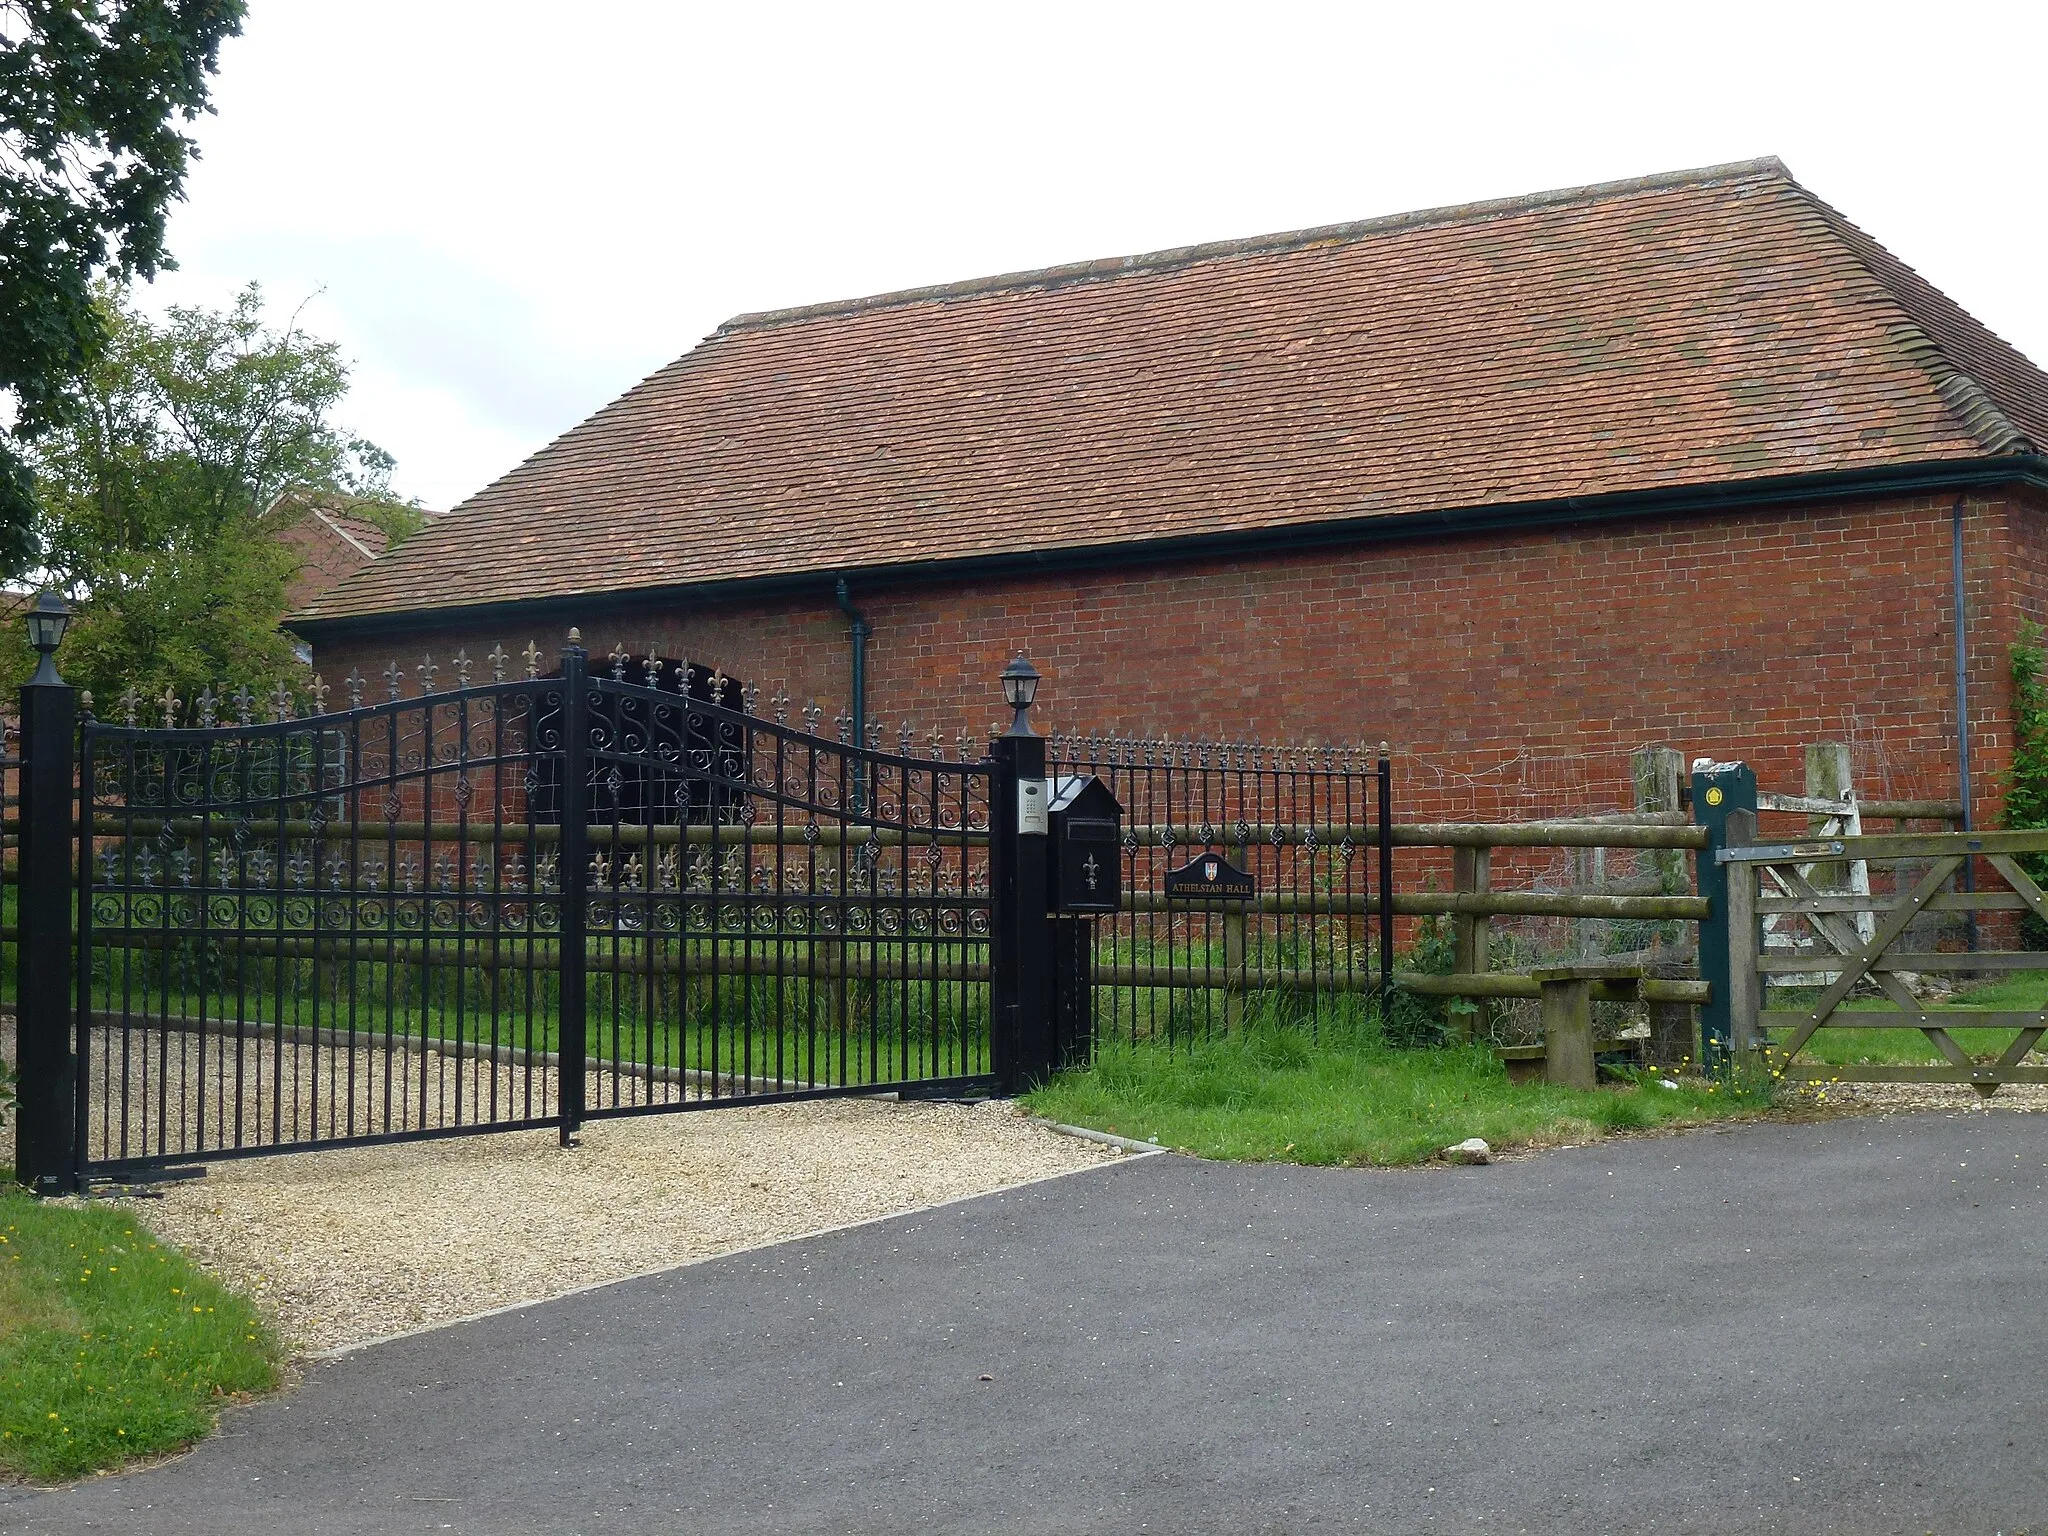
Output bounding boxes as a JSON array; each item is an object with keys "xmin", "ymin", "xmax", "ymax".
[
  {"xmin": 281, "ymin": 516, "xmax": 376, "ymax": 612},
  {"xmin": 308, "ymin": 486, "xmax": 2047, "ymax": 825}
]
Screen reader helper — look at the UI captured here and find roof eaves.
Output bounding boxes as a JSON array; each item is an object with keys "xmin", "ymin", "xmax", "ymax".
[
  {"xmin": 1788, "ymin": 186, "xmax": 2043, "ymax": 455},
  {"xmin": 289, "ymin": 452, "xmax": 2048, "ymax": 642},
  {"xmin": 717, "ymin": 157, "xmax": 1795, "ymax": 335}
]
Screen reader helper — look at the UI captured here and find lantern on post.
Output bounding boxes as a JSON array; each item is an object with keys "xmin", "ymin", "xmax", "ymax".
[
  {"xmin": 1000, "ymin": 654, "xmax": 1041, "ymax": 736},
  {"xmin": 24, "ymin": 591, "xmax": 69, "ymax": 684}
]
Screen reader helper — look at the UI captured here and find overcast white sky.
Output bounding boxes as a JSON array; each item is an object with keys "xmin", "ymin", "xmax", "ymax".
[{"xmin": 139, "ymin": 0, "xmax": 2048, "ymax": 513}]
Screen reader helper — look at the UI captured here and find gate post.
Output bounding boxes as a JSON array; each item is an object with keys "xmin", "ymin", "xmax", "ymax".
[
  {"xmin": 1722, "ymin": 809, "xmax": 1763, "ymax": 1060},
  {"xmin": 989, "ymin": 656, "xmax": 1053, "ymax": 1094},
  {"xmin": 556, "ymin": 633, "xmax": 589, "ymax": 1143},
  {"xmin": 1691, "ymin": 758, "xmax": 1756, "ymax": 1076},
  {"xmin": 14, "ymin": 597, "xmax": 79, "ymax": 1193}
]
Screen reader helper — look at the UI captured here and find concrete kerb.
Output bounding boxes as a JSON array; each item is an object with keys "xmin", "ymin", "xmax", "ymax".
[{"xmin": 1025, "ymin": 1115, "xmax": 1175, "ymax": 1157}]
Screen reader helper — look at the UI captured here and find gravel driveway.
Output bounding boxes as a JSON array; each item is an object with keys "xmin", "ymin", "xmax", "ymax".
[{"xmin": 96, "ymin": 1097, "xmax": 1120, "ymax": 1354}]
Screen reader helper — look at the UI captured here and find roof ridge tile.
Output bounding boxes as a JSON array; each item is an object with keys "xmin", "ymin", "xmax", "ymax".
[{"xmin": 718, "ymin": 158, "xmax": 1795, "ymax": 334}]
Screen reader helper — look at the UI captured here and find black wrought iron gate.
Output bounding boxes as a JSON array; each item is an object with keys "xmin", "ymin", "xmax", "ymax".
[{"xmin": 59, "ymin": 641, "xmax": 998, "ymax": 1178}]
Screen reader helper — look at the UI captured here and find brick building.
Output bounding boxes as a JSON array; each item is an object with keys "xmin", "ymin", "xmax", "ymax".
[
  {"xmin": 278, "ymin": 496, "xmax": 439, "ymax": 612},
  {"xmin": 291, "ymin": 159, "xmax": 2048, "ymax": 821}
]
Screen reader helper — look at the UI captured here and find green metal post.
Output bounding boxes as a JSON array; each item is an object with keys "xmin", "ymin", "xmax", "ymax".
[{"xmin": 1692, "ymin": 759, "xmax": 1757, "ymax": 1075}]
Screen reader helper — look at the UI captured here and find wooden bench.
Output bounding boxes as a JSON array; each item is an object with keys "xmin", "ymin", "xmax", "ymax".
[{"xmin": 1495, "ymin": 962, "xmax": 1651, "ymax": 1089}]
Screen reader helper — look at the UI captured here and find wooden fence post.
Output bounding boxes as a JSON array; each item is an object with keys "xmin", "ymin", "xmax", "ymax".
[
  {"xmin": 1223, "ymin": 904, "xmax": 1246, "ymax": 1032},
  {"xmin": 1451, "ymin": 844, "xmax": 1491, "ymax": 1042},
  {"xmin": 1632, "ymin": 746, "xmax": 1691, "ymax": 1067},
  {"xmin": 1632, "ymin": 746, "xmax": 1685, "ymax": 892},
  {"xmin": 1723, "ymin": 808, "xmax": 1763, "ymax": 1060},
  {"xmin": 1535, "ymin": 970, "xmax": 1597, "ymax": 1090},
  {"xmin": 1805, "ymin": 742, "xmax": 1873, "ymax": 945}
]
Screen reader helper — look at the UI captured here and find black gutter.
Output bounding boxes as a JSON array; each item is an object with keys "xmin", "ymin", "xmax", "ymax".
[{"xmin": 292, "ymin": 453, "xmax": 2048, "ymax": 644}]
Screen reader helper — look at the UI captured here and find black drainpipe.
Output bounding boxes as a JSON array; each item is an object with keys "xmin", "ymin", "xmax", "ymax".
[
  {"xmin": 1953, "ymin": 495, "xmax": 1978, "ymax": 948},
  {"xmin": 1952, "ymin": 495, "xmax": 1973, "ymax": 832},
  {"xmin": 834, "ymin": 578, "xmax": 870, "ymax": 747},
  {"xmin": 835, "ymin": 578, "xmax": 871, "ymax": 812}
]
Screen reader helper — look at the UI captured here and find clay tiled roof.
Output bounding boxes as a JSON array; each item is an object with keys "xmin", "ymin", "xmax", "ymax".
[
  {"xmin": 298, "ymin": 158, "xmax": 2048, "ymax": 627},
  {"xmin": 279, "ymin": 497, "xmax": 440, "ymax": 611}
]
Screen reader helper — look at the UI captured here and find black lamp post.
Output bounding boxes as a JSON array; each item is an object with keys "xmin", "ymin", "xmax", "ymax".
[
  {"xmin": 14, "ymin": 589, "xmax": 76, "ymax": 1192},
  {"xmin": 990, "ymin": 651, "xmax": 1051, "ymax": 1093},
  {"xmin": 24, "ymin": 591, "xmax": 69, "ymax": 684},
  {"xmin": 1001, "ymin": 654, "xmax": 1041, "ymax": 736}
]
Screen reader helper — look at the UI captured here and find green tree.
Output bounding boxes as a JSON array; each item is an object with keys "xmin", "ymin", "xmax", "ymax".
[
  {"xmin": 1, "ymin": 0, "xmax": 246, "ymax": 572},
  {"xmin": 23, "ymin": 283, "xmax": 410, "ymax": 706}
]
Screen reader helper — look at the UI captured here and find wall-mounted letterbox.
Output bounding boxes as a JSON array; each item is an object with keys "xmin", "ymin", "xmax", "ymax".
[{"xmin": 1047, "ymin": 774, "xmax": 1123, "ymax": 913}]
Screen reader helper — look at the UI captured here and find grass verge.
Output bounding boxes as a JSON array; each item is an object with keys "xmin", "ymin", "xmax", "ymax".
[
  {"xmin": 0, "ymin": 1178, "xmax": 280, "ymax": 1483},
  {"xmin": 1024, "ymin": 1019, "xmax": 1780, "ymax": 1167}
]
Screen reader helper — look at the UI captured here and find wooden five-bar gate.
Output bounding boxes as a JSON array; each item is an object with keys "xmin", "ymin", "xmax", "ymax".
[{"xmin": 1714, "ymin": 803, "xmax": 2048, "ymax": 1094}]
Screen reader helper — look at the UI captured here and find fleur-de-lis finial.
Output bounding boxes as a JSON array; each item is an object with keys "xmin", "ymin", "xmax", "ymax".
[
  {"xmin": 231, "ymin": 683, "xmax": 253, "ymax": 726},
  {"xmin": 270, "ymin": 679, "xmax": 294, "ymax": 722},
  {"xmin": 771, "ymin": 689, "xmax": 789, "ymax": 725},
  {"xmin": 522, "ymin": 640, "xmax": 542, "ymax": 680},
  {"xmin": 741, "ymin": 681, "xmax": 760, "ymax": 715},
  {"xmin": 642, "ymin": 649, "xmax": 661, "ymax": 687},
  {"xmin": 899, "ymin": 720, "xmax": 913, "ymax": 755},
  {"xmin": 710, "ymin": 668, "xmax": 728, "ymax": 702},
  {"xmin": 928, "ymin": 725, "xmax": 943, "ymax": 759},
  {"xmin": 834, "ymin": 711, "xmax": 849, "ymax": 743},
  {"xmin": 196, "ymin": 687, "xmax": 218, "ymax": 728},
  {"xmin": 452, "ymin": 649, "xmax": 472, "ymax": 688},
  {"xmin": 344, "ymin": 669, "xmax": 365, "ymax": 709},
  {"xmin": 384, "ymin": 658, "xmax": 405, "ymax": 700},
  {"xmin": 865, "ymin": 719, "xmax": 882, "ymax": 751},
  {"xmin": 159, "ymin": 684, "xmax": 179, "ymax": 729},
  {"xmin": 487, "ymin": 644, "xmax": 508, "ymax": 683},
  {"xmin": 802, "ymin": 701, "xmax": 822, "ymax": 733},
  {"xmin": 310, "ymin": 674, "xmax": 332, "ymax": 713},
  {"xmin": 119, "ymin": 684, "xmax": 140, "ymax": 727},
  {"xmin": 609, "ymin": 642, "xmax": 629, "ymax": 680},
  {"xmin": 416, "ymin": 654, "xmax": 439, "ymax": 693}
]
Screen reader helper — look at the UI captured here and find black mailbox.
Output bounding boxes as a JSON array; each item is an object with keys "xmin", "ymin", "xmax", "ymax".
[{"xmin": 1047, "ymin": 774, "xmax": 1122, "ymax": 913}]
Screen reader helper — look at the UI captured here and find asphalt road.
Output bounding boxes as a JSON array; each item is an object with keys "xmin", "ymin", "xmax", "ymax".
[{"xmin": 6, "ymin": 1111, "xmax": 2046, "ymax": 1535}]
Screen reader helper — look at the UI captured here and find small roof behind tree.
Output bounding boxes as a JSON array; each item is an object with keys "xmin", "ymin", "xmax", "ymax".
[{"xmin": 296, "ymin": 158, "xmax": 2048, "ymax": 630}]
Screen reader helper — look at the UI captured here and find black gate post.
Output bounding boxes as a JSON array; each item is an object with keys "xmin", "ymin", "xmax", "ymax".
[
  {"xmin": 1377, "ymin": 743, "xmax": 1394, "ymax": 1008},
  {"xmin": 14, "ymin": 604, "xmax": 78, "ymax": 1193},
  {"xmin": 557, "ymin": 632, "xmax": 590, "ymax": 1144},
  {"xmin": 989, "ymin": 656, "xmax": 1053, "ymax": 1094}
]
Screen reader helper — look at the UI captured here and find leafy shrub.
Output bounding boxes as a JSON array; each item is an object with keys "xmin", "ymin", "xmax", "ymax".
[{"xmin": 2006, "ymin": 622, "xmax": 2048, "ymax": 947}]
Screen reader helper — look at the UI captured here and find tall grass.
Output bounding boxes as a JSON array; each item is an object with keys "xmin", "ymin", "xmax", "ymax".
[{"xmin": 1028, "ymin": 994, "xmax": 1778, "ymax": 1166}]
